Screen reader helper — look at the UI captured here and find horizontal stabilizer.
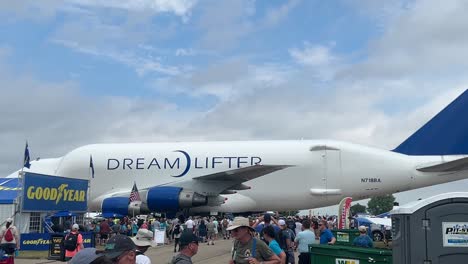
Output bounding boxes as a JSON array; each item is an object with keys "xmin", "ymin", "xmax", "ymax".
[{"xmin": 417, "ymin": 157, "xmax": 468, "ymax": 172}]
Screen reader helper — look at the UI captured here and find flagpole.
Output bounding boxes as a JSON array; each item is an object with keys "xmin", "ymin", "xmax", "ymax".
[{"xmin": 88, "ymin": 155, "xmax": 94, "ymax": 220}]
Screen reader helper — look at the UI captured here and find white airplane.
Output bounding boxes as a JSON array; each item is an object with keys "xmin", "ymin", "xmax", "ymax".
[{"xmin": 5, "ymin": 90, "xmax": 468, "ymax": 215}]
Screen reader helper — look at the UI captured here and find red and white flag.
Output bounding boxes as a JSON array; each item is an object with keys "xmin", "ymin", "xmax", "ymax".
[{"xmin": 129, "ymin": 182, "xmax": 141, "ymax": 203}]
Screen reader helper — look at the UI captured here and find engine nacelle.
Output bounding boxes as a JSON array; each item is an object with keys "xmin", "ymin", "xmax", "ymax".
[
  {"xmin": 101, "ymin": 197, "xmax": 129, "ymax": 216},
  {"xmin": 145, "ymin": 186, "xmax": 207, "ymax": 212},
  {"xmin": 101, "ymin": 186, "xmax": 208, "ymax": 215}
]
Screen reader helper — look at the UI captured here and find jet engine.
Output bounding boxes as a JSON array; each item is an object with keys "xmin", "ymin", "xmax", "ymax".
[{"xmin": 101, "ymin": 186, "xmax": 208, "ymax": 215}]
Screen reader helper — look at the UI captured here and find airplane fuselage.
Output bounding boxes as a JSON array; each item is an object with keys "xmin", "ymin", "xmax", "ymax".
[{"xmin": 21, "ymin": 140, "xmax": 464, "ymax": 213}]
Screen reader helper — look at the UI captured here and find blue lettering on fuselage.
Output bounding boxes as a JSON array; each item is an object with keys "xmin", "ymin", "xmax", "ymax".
[{"xmin": 106, "ymin": 150, "xmax": 262, "ymax": 177}]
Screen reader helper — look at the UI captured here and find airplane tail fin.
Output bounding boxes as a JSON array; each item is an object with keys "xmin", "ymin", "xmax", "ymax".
[{"xmin": 394, "ymin": 89, "xmax": 468, "ymax": 155}]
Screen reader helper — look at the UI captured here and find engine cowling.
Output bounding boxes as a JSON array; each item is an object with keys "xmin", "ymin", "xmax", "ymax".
[
  {"xmin": 145, "ymin": 186, "xmax": 207, "ymax": 212},
  {"xmin": 101, "ymin": 186, "xmax": 208, "ymax": 215},
  {"xmin": 101, "ymin": 197, "xmax": 130, "ymax": 216}
]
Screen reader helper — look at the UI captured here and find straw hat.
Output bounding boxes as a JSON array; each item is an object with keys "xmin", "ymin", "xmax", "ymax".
[
  {"xmin": 131, "ymin": 229, "xmax": 157, "ymax": 247},
  {"xmin": 226, "ymin": 217, "xmax": 255, "ymax": 231}
]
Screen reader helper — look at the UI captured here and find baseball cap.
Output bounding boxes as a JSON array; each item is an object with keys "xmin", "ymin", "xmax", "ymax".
[
  {"xmin": 102, "ymin": 235, "xmax": 137, "ymax": 259},
  {"xmin": 69, "ymin": 248, "xmax": 101, "ymax": 264},
  {"xmin": 6, "ymin": 218, "xmax": 12, "ymax": 223},
  {"xmin": 72, "ymin": 224, "xmax": 79, "ymax": 230},
  {"xmin": 131, "ymin": 229, "xmax": 156, "ymax": 247},
  {"xmin": 358, "ymin": 226, "xmax": 367, "ymax": 232},
  {"xmin": 278, "ymin": 219, "xmax": 286, "ymax": 226},
  {"xmin": 179, "ymin": 232, "xmax": 201, "ymax": 246}
]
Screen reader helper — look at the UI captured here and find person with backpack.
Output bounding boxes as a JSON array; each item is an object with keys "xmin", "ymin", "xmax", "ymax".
[
  {"xmin": 64, "ymin": 224, "xmax": 84, "ymax": 261},
  {"xmin": 172, "ymin": 223, "xmax": 184, "ymax": 252},
  {"xmin": 0, "ymin": 218, "xmax": 20, "ymax": 256},
  {"xmin": 228, "ymin": 217, "xmax": 280, "ymax": 264},
  {"xmin": 277, "ymin": 220, "xmax": 295, "ymax": 264}
]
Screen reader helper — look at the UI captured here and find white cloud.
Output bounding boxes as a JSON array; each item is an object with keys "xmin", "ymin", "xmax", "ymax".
[
  {"xmin": 175, "ymin": 48, "xmax": 195, "ymax": 56},
  {"xmin": 289, "ymin": 43, "xmax": 336, "ymax": 67},
  {"xmin": 67, "ymin": 0, "xmax": 197, "ymax": 19}
]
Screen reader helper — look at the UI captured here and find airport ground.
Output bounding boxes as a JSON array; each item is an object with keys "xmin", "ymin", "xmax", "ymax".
[
  {"xmin": 16, "ymin": 238, "xmax": 262, "ymax": 264},
  {"xmin": 16, "ymin": 239, "xmax": 391, "ymax": 264}
]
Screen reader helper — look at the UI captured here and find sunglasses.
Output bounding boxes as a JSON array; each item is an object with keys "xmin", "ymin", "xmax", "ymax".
[{"xmin": 318, "ymin": 224, "xmax": 324, "ymax": 226}]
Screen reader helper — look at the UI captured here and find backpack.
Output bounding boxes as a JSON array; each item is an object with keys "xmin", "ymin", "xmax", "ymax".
[
  {"xmin": 64, "ymin": 233, "xmax": 79, "ymax": 251},
  {"xmin": 173, "ymin": 224, "xmax": 181, "ymax": 235},
  {"xmin": 4, "ymin": 228, "xmax": 13, "ymax": 242}
]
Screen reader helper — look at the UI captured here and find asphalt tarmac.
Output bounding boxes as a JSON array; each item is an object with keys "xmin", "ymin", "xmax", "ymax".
[{"xmin": 17, "ymin": 238, "xmax": 238, "ymax": 264}]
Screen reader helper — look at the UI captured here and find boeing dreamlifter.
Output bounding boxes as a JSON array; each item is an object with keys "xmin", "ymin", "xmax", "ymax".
[{"xmin": 7, "ymin": 90, "xmax": 468, "ymax": 215}]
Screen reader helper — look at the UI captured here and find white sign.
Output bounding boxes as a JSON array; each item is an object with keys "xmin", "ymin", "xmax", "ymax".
[
  {"xmin": 443, "ymin": 222, "xmax": 468, "ymax": 247},
  {"xmin": 336, "ymin": 258, "xmax": 359, "ymax": 264},
  {"xmin": 154, "ymin": 228, "xmax": 165, "ymax": 245}
]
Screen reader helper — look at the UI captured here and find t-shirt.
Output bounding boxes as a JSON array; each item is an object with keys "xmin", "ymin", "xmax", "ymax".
[
  {"xmin": 136, "ymin": 254, "xmax": 152, "ymax": 264},
  {"xmin": 0, "ymin": 226, "xmax": 18, "ymax": 244},
  {"xmin": 64, "ymin": 232, "xmax": 83, "ymax": 257},
  {"xmin": 232, "ymin": 237, "xmax": 275, "ymax": 264},
  {"xmin": 185, "ymin": 219, "xmax": 194, "ymax": 229},
  {"xmin": 206, "ymin": 222, "xmax": 215, "ymax": 232},
  {"xmin": 319, "ymin": 229, "xmax": 334, "ymax": 245},
  {"xmin": 295, "ymin": 222, "xmax": 302, "ymax": 235},
  {"xmin": 278, "ymin": 229, "xmax": 293, "ymax": 250},
  {"xmin": 268, "ymin": 239, "xmax": 283, "ymax": 256},
  {"xmin": 295, "ymin": 230, "xmax": 317, "ymax": 253},
  {"xmin": 171, "ymin": 253, "xmax": 192, "ymax": 264},
  {"xmin": 352, "ymin": 235, "xmax": 374, "ymax": 248}
]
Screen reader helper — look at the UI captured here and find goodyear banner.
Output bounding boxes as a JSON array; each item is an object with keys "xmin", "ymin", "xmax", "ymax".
[
  {"xmin": 21, "ymin": 232, "xmax": 94, "ymax": 251},
  {"xmin": 22, "ymin": 172, "xmax": 88, "ymax": 212}
]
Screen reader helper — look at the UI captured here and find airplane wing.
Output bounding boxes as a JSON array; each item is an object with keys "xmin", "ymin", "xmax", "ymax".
[
  {"xmin": 161, "ymin": 164, "xmax": 291, "ymax": 196},
  {"xmin": 417, "ymin": 157, "xmax": 468, "ymax": 172}
]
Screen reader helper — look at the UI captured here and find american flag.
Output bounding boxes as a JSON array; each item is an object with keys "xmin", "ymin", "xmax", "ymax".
[{"xmin": 129, "ymin": 182, "xmax": 141, "ymax": 202}]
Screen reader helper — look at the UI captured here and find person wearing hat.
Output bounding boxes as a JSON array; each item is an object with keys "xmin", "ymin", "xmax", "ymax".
[
  {"xmin": 352, "ymin": 226, "xmax": 373, "ymax": 248},
  {"xmin": 228, "ymin": 217, "xmax": 280, "ymax": 264},
  {"xmin": 171, "ymin": 232, "xmax": 200, "ymax": 264},
  {"xmin": 102, "ymin": 234, "xmax": 137, "ymax": 264},
  {"xmin": 64, "ymin": 223, "xmax": 84, "ymax": 261},
  {"xmin": 0, "ymin": 218, "xmax": 20, "ymax": 255},
  {"xmin": 131, "ymin": 229, "xmax": 156, "ymax": 264},
  {"xmin": 277, "ymin": 219, "xmax": 295, "ymax": 264}
]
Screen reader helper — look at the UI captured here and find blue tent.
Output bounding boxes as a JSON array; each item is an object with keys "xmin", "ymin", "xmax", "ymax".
[
  {"xmin": 376, "ymin": 212, "xmax": 391, "ymax": 218},
  {"xmin": 0, "ymin": 178, "xmax": 20, "ymax": 204}
]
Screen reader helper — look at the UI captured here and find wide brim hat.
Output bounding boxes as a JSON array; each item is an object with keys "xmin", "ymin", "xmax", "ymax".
[
  {"xmin": 226, "ymin": 217, "xmax": 255, "ymax": 231},
  {"xmin": 131, "ymin": 229, "xmax": 157, "ymax": 247}
]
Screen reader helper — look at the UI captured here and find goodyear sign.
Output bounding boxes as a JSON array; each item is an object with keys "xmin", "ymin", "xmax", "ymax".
[
  {"xmin": 22, "ymin": 173, "xmax": 88, "ymax": 212},
  {"xmin": 20, "ymin": 232, "xmax": 94, "ymax": 251}
]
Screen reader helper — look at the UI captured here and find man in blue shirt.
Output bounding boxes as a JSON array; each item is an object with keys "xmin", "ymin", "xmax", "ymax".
[
  {"xmin": 294, "ymin": 220, "xmax": 317, "ymax": 264},
  {"xmin": 352, "ymin": 226, "xmax": 374, "ymax": 248},
  {"xmin": 318, "ymin": 220, "xmax": 336, "ymax": 245}
]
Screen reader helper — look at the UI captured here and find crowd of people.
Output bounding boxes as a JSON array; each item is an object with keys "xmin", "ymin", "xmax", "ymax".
[{"xmin": 0, "ymin": 212, "xmax": 374, "ymax": 264}]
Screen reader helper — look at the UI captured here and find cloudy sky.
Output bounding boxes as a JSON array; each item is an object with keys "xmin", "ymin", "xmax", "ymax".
[{"xmin": 1, "ymin": 0, "xmax": 468, "ymax": 210}]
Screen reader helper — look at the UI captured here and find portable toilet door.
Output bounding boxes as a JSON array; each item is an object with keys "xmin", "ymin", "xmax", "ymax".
[{"xmin": 424, "ymin": 197, "xmax": 468, "ymax": 263}]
